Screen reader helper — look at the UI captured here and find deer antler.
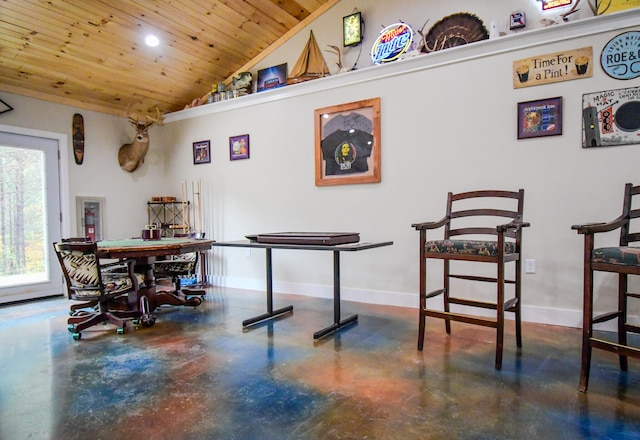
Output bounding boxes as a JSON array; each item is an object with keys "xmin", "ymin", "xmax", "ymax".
[
  {"xmin": 144, "ymin": 106, "xmax": 163, "ymax": 126},
  {"xmin": 124, "ymin": 104, "xmax": 163, "ymax": 126},
  {"xmin": 562, "ymin": 0, "xmax": 609, "ymax": 21},
  {"xmin": 416, "ymin": 19, "xmax": 431, "ymax": 52},
  {"xmin": 325, "ymin": 45, "xmax": 343, "ymax": 69}
]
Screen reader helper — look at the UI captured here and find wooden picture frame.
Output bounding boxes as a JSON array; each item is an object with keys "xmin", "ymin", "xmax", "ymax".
[
  {"xmin": 314, "ymin": 98, "xmax": 381, "ymax": 186},
  {"xmin": 229, "ymin": 134, "xmax": 250, "ymax": 160},
  {"xmin": 193, "ymin": 140, "xmax": 211, "ymax": 164},
  {"xmin": 517, "ymin": 97, "xmax": 563, "ymax": 139}
]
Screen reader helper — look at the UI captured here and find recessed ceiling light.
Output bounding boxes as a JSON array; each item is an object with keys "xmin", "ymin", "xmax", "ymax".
[{"xmin": 145, "ymin": 35, "xmax": 159, "ymax": 47}]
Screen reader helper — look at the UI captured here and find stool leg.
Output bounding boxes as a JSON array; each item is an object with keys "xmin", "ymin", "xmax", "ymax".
[
  {"xmin": 579, "ymin": 258, "xmax": 594, "ymax": 392},
  {"xmin": 618, "ymin": 273, "xmax": 629, "ymax": 372},
  {"xmin": 443, "ymin": 260, "xmax": 451, "ymax": 334},
  {"xmin": 515, "ymin": 259, "xmax": 523, "ymax": 348},
  {"xmin": 417, "ymin": 243, "xmax": 427, "ymax": 351},
  {"xmin": 495, "ymin": 260, "xmax": 505, "ymax": 370}
]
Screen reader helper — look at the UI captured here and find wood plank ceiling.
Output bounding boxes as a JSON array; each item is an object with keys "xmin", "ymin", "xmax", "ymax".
[{"xmin": 0, "ymin": 0, "xmax": 337, "ymax": 118}]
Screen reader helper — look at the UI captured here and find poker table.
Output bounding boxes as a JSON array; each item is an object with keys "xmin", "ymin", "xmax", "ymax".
[{"xmin": 97, "ymin": 237, "xmax": 215, "ymax": 315}]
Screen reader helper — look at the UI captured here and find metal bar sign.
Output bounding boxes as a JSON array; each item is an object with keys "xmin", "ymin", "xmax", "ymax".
[{"xmin": 513, "ymin": 47, "xmax": 593, "ymax": 88}]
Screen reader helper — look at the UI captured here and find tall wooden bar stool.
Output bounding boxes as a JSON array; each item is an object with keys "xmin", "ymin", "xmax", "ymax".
[
  {"xmin": 412, "ymin": 189, "xmax": 529, "ymax": 369},
  {"xmin": 572, "ymin": 182, "xmax": 640, "ymax": 392}
]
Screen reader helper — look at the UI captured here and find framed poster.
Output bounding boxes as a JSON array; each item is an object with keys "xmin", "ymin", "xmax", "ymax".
[
  {"xmin": 193, "ymin": 140, "xmax": 211, "ymax": 164},
  {"xmin": 229, "ymin": 134, "xmax": 250, "ymax": 160},
  {"xmin": 582, "ymin": 86, "xmax": 640, "ymax": 148},
  {"xmin": 517, "ymin": 97, "xmax": 563, "ymax": 139},
  {"xmin": 314, "ymin": 98, "xmax": 381, "ymax": 186},
  {"xmin": 343, "ymin": 11, "xmax": 363, "ymax": 47},
  {"xmin": 257, "ymin": 63, "xmax": 287, "ymax": 92}
]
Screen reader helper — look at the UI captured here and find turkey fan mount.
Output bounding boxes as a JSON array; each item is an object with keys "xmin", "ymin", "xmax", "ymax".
[{"xmin": 422, "ymin": 12, "xmax": 489, "ymax": 53}]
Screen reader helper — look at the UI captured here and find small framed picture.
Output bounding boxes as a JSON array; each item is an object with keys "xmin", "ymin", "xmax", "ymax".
[
  {"xmin": 229, "ymin": 134, "xmax": 250, "ymax": 160},
  {"xmin": 193, "ymin": 140, "xmax": 211, "ymax": 164},
  {"xmin": 343, "ymin": 11, "xmax": 363, "ymax": 47},
  {"xmin": 257, "ymin": 63, "xmax": 287, "ymax": 92},
  {"xmin": 517, "ymin": 97, "xmax": 563, "ymax": 139}
]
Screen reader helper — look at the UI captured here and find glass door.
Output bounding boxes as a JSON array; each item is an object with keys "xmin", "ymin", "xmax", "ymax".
[{"xmin": 0, "ymin": 131, "xmax": 63, "ymax": 303}]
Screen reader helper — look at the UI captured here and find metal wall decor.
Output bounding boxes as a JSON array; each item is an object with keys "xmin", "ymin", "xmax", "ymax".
[{"xmin": 600, "ymin": 31, "xmax": 640, "ymax": 80}]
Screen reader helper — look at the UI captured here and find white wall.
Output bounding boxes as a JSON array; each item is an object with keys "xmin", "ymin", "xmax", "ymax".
[
  {"xmin": 252, "ymin": 0, "xmax": 595, "ymax": 76},
  {"xmin": 161, "ymin": 3, "xmax": 640, "ymax": 329},
  {"xmin": 0, "ymin": 93, "xmax": 168, "ymax": 239}
]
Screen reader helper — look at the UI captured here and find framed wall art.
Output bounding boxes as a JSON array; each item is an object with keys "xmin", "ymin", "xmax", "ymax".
[
  {"xmin": 314, "ymin": 97, "xmax": 381, "ymax": 186},
  {"xmin": 582, "ymin": 86, "xmax": 640, "ymax": 148},
  {"xmin": 343, "ymin": 11, "xmax": 363, "ymax": 47},
  {"xmin": 229, "ymin": 134, "xmax": 250, "ymax": 160},
  {"xmin": 517, "ymin": 97, "xmax": 563, "ymax": 139},
  {"xmin": 193, "ymin": 140, "xmax": 211, "ymax": 164},
  {"xmin": 256, "ymin": 63, "xmax": 287, "ymax": 92}
]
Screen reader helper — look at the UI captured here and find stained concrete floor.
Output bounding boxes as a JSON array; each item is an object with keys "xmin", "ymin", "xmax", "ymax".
[{"xmin": 1, "ymin": 287, "xmax": 639, "ymax": 440}]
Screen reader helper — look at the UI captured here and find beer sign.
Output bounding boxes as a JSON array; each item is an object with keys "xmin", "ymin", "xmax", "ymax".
[
  {"xmin": 540, "ymin": 0, "xmax": 572, "ymax": 10},
  {"xmin": 371, "ymin": 23, "xmax": 413, "ymax": 64},
  {"xmin": 601, "ymin": 31, "xmax": 640, "ymax": 80},
  {"xmin": 513, "ymin": 47, "xmax": 593, "ymax": 88}
]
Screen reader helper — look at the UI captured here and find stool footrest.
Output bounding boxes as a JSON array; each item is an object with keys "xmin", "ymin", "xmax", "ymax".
[
  {"xmin": 590, "ymin": 337, "xmax": 640, "ymax": 358},
  {"xmin": 424, "ymin": 309, "xmax": 497, "ymax": 328},
  {"xmin": 593, "ymin": 310, "xmax": 622, "ymax": 324}
]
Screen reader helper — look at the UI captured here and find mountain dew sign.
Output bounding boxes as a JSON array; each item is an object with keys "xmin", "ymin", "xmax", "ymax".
[{"xmin": 371, "ymin": 23, "xmax": 413, "ymax": 64}]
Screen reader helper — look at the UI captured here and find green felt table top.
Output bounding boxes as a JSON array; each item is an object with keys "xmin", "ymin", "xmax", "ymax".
[{"xmin": 98, "ymin": 237, "xmax": 193, "ymax": 248}]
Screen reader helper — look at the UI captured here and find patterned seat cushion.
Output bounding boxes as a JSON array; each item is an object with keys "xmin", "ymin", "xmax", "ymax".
[
  {"xmin": 425, "ymin": 240, "xmax": 517, "ymax": 256},
  {"xmin": 592, "ymin": 246, "xmax": 640, "ymax": 266},
  {"xmin": 154, "ymin": 260, "xmax": 195, "ymax": 273},
  {"xmin": 60, "ymin": 250, "xmax": 136, "ymax": 297}
]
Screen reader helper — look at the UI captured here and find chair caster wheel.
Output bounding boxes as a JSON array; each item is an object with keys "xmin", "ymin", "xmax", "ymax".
[
  {"xmin": 142, "ymin": 316, "xmax": 156, "ymax": 327},
  {"xmin": 67, "ymin": 324, "xmax": 75, "ymax": 332},
  {"xmin": 117, "ymin": 328, "xmax": 125, "ymax": 335},
  {"xmin": 72, "ymin": 332, "xmax": 81, "ymax": 340}
]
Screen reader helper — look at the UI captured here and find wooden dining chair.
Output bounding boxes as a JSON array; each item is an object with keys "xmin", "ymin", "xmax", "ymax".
[
  {"xmin": 154, "ymin": 232, "xmax": 206, "ymax": 302},
  {"xmin": 412, "ymin": 189, "xmax": 529, "ymax": 369},
  {"xmin": 53, "ymin": 241, "xmax": 141, "ymax": 339},
  {"xmin": 572, "ymin": 182, "xmax": 640, "ymax": 392}
]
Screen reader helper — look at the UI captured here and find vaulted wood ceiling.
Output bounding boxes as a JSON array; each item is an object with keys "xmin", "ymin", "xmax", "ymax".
[{"xmin": 0, "ymin": 0, "xmax": 337, "ymax": 118}]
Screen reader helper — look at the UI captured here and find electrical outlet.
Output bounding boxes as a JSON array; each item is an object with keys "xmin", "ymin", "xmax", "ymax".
[{"xmin": 525, "ymin": 259, "xmax": 536, "ymax": 274}]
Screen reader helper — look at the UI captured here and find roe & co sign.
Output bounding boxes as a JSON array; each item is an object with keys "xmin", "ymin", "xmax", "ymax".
[
  {"xmin": 371, "ymin": 23, "xmax": 413, "ymax": 64},
  {"xmin": 601, "ymin": 31, "xmax": 640, "ymax": 80}
]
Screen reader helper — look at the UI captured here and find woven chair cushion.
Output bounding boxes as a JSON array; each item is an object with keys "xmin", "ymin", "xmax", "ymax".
[
  {"xmin": 592, "ymin": 247, "xmax": 640, "ymax": 266},
  {"xmin": 425, "ymin": 240, "xmax": 517, "ymax": 256},
  {"xmin": 154, "ymin": 260, "xmax": 196, "ymax": 273},
  {"xmin": 60, "ymin": 250, "xmax": 136, "ymax": 297}
]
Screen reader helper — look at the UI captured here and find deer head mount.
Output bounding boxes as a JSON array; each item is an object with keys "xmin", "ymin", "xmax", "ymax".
[{"xmin": 118, "ymin": 107, "xmax": 162, "ymax": 172}]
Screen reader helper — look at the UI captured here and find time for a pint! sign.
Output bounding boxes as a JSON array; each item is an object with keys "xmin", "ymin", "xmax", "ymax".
[{"xmin": 371, "ymin": 23, "xmax": 413, "ymax": 64}]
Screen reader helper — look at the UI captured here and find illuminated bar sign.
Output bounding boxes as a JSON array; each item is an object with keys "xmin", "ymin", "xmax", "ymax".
[
  {"xmin": 371, "ymin": 23, "xmax": 413, "ymax": 64},
  {"xmin": 541, "ymin": 0, "xmax": 572, "ymax": 10}
]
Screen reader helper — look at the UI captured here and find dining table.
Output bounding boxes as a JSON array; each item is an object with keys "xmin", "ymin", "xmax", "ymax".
[{"xmin": 97, "ymin": 237, "xmax": 215, "ymax": 324}]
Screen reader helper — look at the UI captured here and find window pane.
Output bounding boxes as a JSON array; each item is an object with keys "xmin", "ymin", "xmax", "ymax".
[{"xmin": 0, "ymin": 145, "xmax": 47, "ymax": 285}]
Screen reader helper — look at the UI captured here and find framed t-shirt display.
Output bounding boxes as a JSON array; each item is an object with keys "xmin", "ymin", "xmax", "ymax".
[{"xmin": 314, "ymin": 98, "xmax": 381, "ymax": 186}]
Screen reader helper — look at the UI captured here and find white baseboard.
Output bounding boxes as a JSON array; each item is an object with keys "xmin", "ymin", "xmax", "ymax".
[{"xmin": 210, "ymin": 275, "xmax": 635, "ymax": 332}]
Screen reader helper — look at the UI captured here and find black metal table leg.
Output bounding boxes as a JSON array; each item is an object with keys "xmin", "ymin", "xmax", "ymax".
[
  {"xmin": 313, "ymin": 250, "xmax": 358, "ymax": 339},
  {"xmin": 242, "ymin": 247, "xmax": 293, "ymax": 327}
]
